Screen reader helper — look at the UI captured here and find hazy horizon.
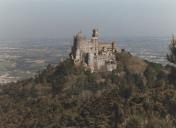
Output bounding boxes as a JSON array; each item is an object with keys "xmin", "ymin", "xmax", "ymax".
[{"xmin": 1, "ymin": 0, "xmax": 176, "ymax": 40}]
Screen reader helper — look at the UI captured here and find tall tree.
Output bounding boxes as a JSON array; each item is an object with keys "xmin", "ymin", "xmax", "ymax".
[
  {"xmin": 167, "ymin": 35, "xmax": 176, "ymax": 64},
  {"xmin": 167, "ymin": 35, "xmax": 176, "ymax": 85}
]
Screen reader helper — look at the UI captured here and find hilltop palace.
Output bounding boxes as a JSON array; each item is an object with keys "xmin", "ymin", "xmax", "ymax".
[{"xmin": 70, "ymin": 29, "xmax": 121, "ymax": 72}]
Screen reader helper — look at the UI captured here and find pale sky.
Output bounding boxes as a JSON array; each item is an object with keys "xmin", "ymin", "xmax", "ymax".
[{"xmin": 1, "ymin": 0, "xmax": 176, "ymax": 39}]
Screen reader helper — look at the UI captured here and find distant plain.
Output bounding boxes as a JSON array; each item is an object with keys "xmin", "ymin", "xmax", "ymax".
[{"xmin": 0, "ymin": 36, "xmax": 170, "ymax": 83}]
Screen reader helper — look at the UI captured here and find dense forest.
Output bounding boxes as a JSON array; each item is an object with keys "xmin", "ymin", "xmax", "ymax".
[{"xmin": 0, "ymin": 42, "xmax": 176, "ymax": 128}]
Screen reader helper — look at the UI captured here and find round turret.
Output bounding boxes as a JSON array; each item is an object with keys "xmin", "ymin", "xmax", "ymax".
[
  {"xmin": 75, "ymin": 31, "xmax": 85, "ymax": 41},
  {"xmin": 74, "ymin": 31, "xmax": 85, "ymax": 49}
]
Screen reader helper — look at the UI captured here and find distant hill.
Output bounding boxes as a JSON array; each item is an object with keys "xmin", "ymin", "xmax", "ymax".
[{"xmin": 0, "ymin": 51, "xmax": 176, "ymax": 128}]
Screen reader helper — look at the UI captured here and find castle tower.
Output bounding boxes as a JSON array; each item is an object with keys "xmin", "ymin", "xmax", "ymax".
[
  {"xmin": 92, "ymin": 29, "xmax": 99, "ymax": 38},
  {"xmin": 72, "ymin": 31, "xmax": 86, "ymax": 64},
  {"xmin": 112, "ymin": 41, "xmax": 116, "ymax": 52},
  {"xmin": 91, "ymin": 29, "xmax": 99, "ymax": 55},
  {"xmin": 74, "ymin": 31, "xmax": 85, "ymax": 48}
]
